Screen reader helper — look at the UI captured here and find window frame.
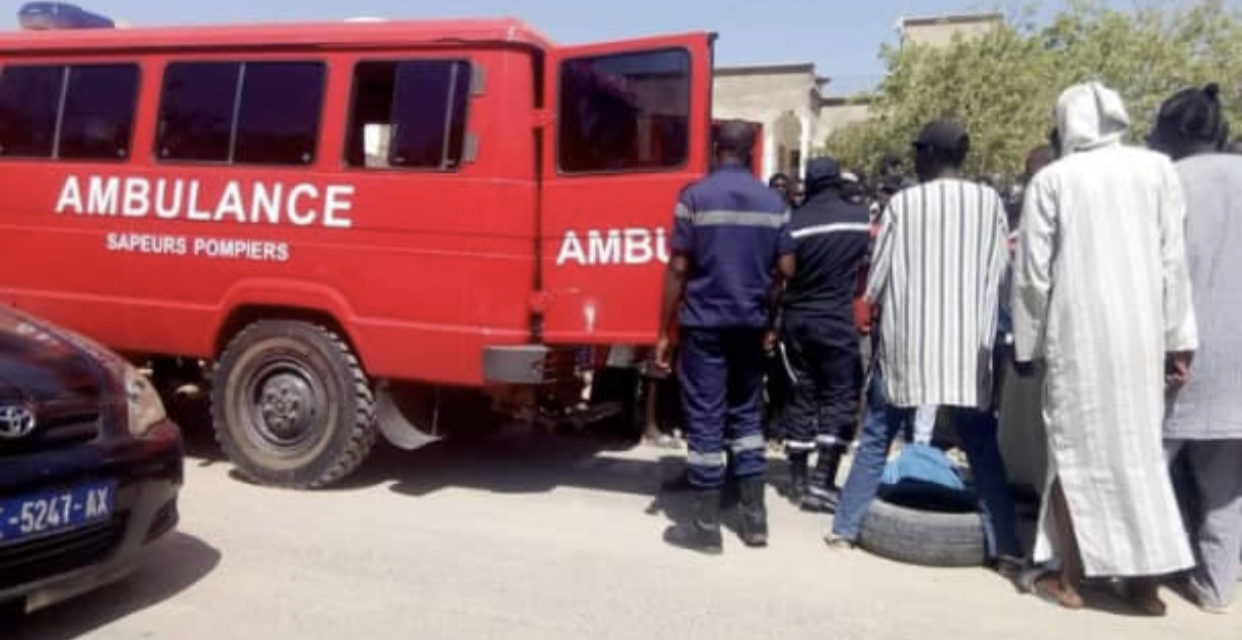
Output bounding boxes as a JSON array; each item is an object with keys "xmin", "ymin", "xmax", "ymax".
[
  {"xmin": 0, "ymin": 62, "xmax": 141, "ymax": 163},
  {"xmin": 154, "ymin": 59, "xmax": 328, "ymax": 168},
  {"xmin": 554, "ymin": 46, "xmax": 693, "ymax": 177},
  {"xmin": 58, "ymin": 63, "xmax": 143, "ymax": 162},
  {"xmin": 341, "ymin": 57, "xmax": 475, "ymax": 174}
]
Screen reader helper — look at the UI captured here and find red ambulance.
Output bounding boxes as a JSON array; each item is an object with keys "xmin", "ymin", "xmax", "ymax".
[{"xmin": 0, "ymin": 18, "xmax": 725, "ymax": 487}]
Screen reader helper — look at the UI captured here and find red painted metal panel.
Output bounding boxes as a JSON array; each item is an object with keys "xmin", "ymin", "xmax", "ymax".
[
  {"xmin": 538, "ymin": 34, "xmax": 714, "ymax": 347},
  {"xmin": 0, "ymin": 21, "xmax": 714, "ymax": 386}
]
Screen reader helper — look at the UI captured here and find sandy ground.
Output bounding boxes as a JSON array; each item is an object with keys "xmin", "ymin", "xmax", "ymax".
[{"xmin": 7, "ymin": 424, "xmax": 1238, "ymax": 640}]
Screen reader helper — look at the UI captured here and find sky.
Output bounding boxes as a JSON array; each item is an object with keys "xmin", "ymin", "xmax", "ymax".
[{"xmin": 1, "ymin": 1, "xmax": 1211, "ymax": 94}]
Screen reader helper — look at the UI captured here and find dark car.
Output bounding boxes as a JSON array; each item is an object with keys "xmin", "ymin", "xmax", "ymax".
[{"xmin": 0, "ymin": 306, "xmax": 182, "ymax": 615}]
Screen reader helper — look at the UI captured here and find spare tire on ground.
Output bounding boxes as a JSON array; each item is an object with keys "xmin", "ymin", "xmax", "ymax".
[{"xmin": 858, "ymin": 482, "xmax": 985, "ymax": 568}]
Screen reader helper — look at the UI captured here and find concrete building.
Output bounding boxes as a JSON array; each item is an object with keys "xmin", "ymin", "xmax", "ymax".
[
  {"xmin": 817, "ymin": 96, "xmax": 874, "ymax": 143},
  {"xmin": 711, "ymin": 11, "xmax": 1004, "ymax": 180},
  {"xmin": 712, "ymin": 63, "xmax": 825, "ymax": 181},
  {"xmin": 897, "ymin": 12, "xmax": 1003, "ymax": 47}
]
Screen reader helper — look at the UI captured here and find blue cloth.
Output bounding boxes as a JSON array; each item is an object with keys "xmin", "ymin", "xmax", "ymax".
[
  {"xmin": 678, "ymin": 328, "xmax": 767, "ymax": 489},
  {"xmin": 672, "ymin": 166, "xmax": 793, "ymax": 329},
  {"xmin": 881, "ymin": 443, "xmax": 966, "ymax": 491},
  {"xmin": 832, "ymin": 369, "xmax": 1021, "ymax": 558}
]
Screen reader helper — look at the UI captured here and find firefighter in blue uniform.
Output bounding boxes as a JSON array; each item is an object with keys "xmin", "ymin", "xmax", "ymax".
[
  {"xmin": 655, "ymin": 121, "xmax": 795, "ymax": 553},
  {"xmin": 778, "ymin": 157, "xmax": 872, "ymax": 512}
]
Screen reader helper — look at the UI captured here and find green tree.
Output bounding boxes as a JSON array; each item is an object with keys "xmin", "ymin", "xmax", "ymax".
[{"xmin": 824, "ymin": 0, "xmax": 1242, "ymax": 179}]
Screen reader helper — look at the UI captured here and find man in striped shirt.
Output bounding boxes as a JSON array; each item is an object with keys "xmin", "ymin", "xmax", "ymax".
[{"xmin": 829, "ymin": 121, "xmax": 1021, "ymax": 567}]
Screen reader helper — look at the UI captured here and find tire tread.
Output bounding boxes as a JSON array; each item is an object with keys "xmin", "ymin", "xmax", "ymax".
[
  {"xmin": 211, "ymin": 321, "xmax": 377, "ymax": 489},
  {"xmin": 858, "ymin": 497, "xmax": 986, "ymax": 568}
]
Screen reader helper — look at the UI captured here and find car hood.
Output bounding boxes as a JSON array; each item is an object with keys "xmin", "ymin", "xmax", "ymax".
[{"xmin": 0, "ymin": 307, "xmax": 112, "ymax": 410}]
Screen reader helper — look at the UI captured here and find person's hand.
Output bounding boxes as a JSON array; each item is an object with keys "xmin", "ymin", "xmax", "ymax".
[
  {"xmin": 1166, "ymin": 351, "xmax": 1194, "ymax": 391},
  {"xmin": 763, "ymin": 330, "xmax": 778, "ymax": 354},
  {"xmin": 654, "ymin": 334, "xmax": 674, "ymax": 374}
]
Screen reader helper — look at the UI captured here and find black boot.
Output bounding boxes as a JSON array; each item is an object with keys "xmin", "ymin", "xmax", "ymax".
[
  {"xmin": 720, "ymin": 450, "xmax": 740, "ymax": 508},
  {"xmin": 786, "ymin": 451, "xmax": 810, "ymax": 503},
  {"xmin": 801, "ymin": 447, "xmax": 844, "ymax": 514},
  {"xmin": 738, "ymin": 477, "xmax": 769, "ymax": 548},
  {"xmin": 660, "ymin": 469, "xmax": 694, "ymax": 493},
  {"xmin": 663, "ymin": 489, "xmax": 724, "ymax": 555}
]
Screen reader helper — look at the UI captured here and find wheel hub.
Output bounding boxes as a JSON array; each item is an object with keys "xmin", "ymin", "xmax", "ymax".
[{"xmin": 258, "ymin": 372, "xmax": 315, "ymax": 441}]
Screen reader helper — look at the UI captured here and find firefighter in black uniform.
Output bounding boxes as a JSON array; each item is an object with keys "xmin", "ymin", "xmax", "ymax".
[{"xmin": 779, "ymin": 157, "xmax": 872, "ymax": 512}]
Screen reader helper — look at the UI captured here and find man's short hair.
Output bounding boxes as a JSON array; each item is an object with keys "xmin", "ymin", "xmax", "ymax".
[{"xmin": 715, "ymin": 120, "xmax": 756, "ymax": 155}]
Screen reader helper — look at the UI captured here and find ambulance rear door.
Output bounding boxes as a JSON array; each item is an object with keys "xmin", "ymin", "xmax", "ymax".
[{"xmin": 539, "ymin": 34, "xmax": 713, "ymax": 345}]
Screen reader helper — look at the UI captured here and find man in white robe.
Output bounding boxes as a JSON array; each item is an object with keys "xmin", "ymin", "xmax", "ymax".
[{"xmin": 1013, "ymin": 82, "xmax": 1198, "ymax": 615}]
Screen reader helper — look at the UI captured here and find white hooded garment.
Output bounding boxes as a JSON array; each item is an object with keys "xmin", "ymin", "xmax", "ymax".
[{"xmin": 1013, "ymin": 82, "xmax": 1198, "ymax": 577}]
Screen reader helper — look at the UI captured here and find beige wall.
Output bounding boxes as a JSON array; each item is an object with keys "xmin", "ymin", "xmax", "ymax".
[
  {"xmin": 817, "ymin": 101, "xmax": 873, "ymax": 141},
  {"xmin": 713, "ymin": 69, "xmax": 820, "ymax": 179},
  {"xmin": 900, "ymin": 15, "xmax": 1002, "ymax": 47},
  {"xmin": 713, "ymin": 71, "xmax": 814, "ymax": 127},
  {"xmin": 709, "ymin": 12, "xmax": 1001, "ymax": 177}
]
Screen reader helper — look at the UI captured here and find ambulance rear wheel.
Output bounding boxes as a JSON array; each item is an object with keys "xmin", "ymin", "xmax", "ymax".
[{"xmin": 212, "ymin": 320, "xmax": 378, "ymax": 489}]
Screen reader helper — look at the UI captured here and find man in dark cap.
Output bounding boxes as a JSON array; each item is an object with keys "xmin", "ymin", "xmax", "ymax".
[
  {"xmin": 779, "ymin": 157, "xmax": 872, "ymax": 512},
  {"xmin": 656, "ymin": 120, "xmax": 796, "ymax": 554},
  {"xmin": 829, "ymin": 121, "xmax": 1021, "ymax": 572}
]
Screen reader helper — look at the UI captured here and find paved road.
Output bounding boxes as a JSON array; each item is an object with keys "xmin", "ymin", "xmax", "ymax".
[{"xmin": 7, "ymin": 425, "xmax": 1238, "ymax": 640}]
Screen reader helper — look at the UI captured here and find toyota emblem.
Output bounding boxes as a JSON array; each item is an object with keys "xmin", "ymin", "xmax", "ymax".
[{"xmin": 0, "ymin": 405, "xmax": 37, "ymax": 439}]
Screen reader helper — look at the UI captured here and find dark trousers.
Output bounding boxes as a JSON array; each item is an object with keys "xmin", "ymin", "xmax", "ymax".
[
  {"xmin": 763, "ymin": 352, "xmax": 792, "ymax": 442},
  {"xmin": 678, "ymin": 328, "xmax": 767, "ymax": 489},
  {"xmin": 780, "ymin": 315, "xmax": 860, "ymax": 455}
]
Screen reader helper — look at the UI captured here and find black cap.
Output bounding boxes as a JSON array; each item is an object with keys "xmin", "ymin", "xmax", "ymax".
[
  {"xmin": 803, "ymin": 157, "xmax": 844, "ymax": 197},
  {"xmin": 805, "ymin": 157, "xmax": 842, "ymax": 183},
  {"xmin": 914, "ymin": 120, "xmax": 969, "ymax": 153}
]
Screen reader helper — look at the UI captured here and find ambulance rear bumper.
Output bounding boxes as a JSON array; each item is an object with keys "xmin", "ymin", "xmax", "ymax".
[{"xmin": 482, "ymin": 346, "xmax": 579, "ymax": 385}]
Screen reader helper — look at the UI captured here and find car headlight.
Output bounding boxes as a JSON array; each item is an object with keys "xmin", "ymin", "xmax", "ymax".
[{"xmin": 125, "ymin": 365, "xmax": 167, "ymax": 437}]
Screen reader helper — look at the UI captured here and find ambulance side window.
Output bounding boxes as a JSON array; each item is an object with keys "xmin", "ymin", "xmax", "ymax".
[
  {"xmin": 0, "ymin": 66, "xmax": 65, "ymax": 158},
  {"xmin": 345, "ymin": 60, "xmax": 472, "ymax": 170},
  {"xmin": 157, "ymin": 62, "xmax": 238, "ymax": 162},
  {"xmin": 157, "ymin": 61, "xmax": 325, "ymax": 165},
  {"xmin": 59, "ymin": 65, "xmax": 141, "ymax": 160},
  {"xmin": 557, "ymin": 49, "xmax": 690, "ymax": 173},
  {"xmin": 0, "ymin": 63, "xmax": 140, "ymax": 160},
  {"xmin": 234, "ymin": 63, "xmax": 325, "ymax": 165}
]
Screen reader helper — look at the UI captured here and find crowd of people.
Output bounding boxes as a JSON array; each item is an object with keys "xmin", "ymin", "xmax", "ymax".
[{"xmin": 649, "ymin": 81, "xmax": 1242, "ymax": 618}]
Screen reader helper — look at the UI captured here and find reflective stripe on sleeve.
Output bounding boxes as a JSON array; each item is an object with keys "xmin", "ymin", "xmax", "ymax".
[
  {"xmin": 816, "ymin": 435, "xmax": 839, "ymax": 447},
  {"xmin": 785, "ymin": 440, "xmax": 816, "ymax": 452},
  {"xmin": 778, "ymin": 341, "xmax": 798, "ymax": 383},
  {"xmin": 790, "ymin": 222, "xmax": 872, "ymax": 240},
  {"xmin": 693, "ymin": 210, "xmax": 787, "ymax": 229},
  {"xmin": 731, "ymin": 434, "xmax": 767, "ymax": 454},
  {"xmin": 686, "ymin": 450, "xmax": 728, "ymax": 468},
  {"xmin": 674, "ymin": 203, "xmax": 693, "ymax": 220}
]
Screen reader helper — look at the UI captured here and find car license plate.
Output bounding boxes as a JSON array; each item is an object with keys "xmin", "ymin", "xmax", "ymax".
[{"xmin": 0, "ymin": 481, "xmax": 117, "ymax": 545}]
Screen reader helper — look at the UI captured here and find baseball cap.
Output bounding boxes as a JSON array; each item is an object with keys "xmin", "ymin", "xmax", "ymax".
[
  {"xmin": 805, "ymin": 157, "xmax": 842, "ymax": 183},
  {"xmin": 913, "ymin": 120, "xmax": 970, "ymax": 153}
]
